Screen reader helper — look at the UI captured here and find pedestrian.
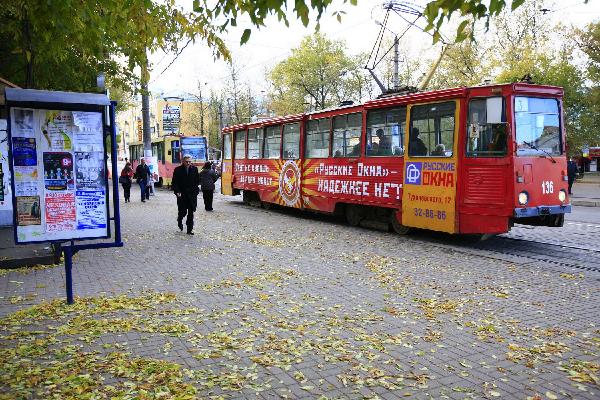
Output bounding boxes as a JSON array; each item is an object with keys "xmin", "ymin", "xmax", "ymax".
[
  {"xmin": 199, "ymin": 161, "xmax": 220, "ymax": 211},
  {"xmin": 134, "ymin": 158, "xmax": 151, "ymax": 202},
  {"xmin": 567, "ymin": 159, "xmax": 578, "ymax": 195},
  {"xmin": 171, "ymin": 155, "xmax": 200, "ymax": 235},
  {"xmin": 119, "ymin": 162, "xmax": 134, "ymax": 202}
]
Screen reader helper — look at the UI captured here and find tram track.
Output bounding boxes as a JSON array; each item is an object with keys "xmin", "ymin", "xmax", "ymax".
[{"xmin": 464, "ymin": 235, "xmax": 600, "ymax": 274}]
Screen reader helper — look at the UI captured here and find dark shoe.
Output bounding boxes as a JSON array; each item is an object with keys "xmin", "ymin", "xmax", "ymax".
[
  {"xmin": 187, "ymin": 231, "xmax": 194, "ymax": 235},
  {"xmin": 141, "ymin": 200, "xmax": 145, "ymax": 202},
  {"xmin": 177, "ymin": 220, "xmax": 183, "ymax": 231}
]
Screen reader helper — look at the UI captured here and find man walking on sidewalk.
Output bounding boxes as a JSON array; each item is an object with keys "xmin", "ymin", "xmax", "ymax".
[{"xmin": 172, "ymin": 155, "xmax": 200, "ymax": 235}]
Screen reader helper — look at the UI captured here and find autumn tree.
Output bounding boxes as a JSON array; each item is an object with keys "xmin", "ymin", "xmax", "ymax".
[{"xmin": 267, "ymin": 32, "xmax": 367, "ymax": 114}]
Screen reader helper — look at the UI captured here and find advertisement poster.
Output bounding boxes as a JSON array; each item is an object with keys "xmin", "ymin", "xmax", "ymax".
[
  {"xmin": 12, "ymin": 137, "xmax": 37, "ymax": 166},
  {"xmin": 181, "ymin": 136, "xmax": 207, "ymax": 162},
  {"xmin": 41, "ymin": 110, "xmax": 73, "ymax": 151},
  {"xmin": 10, "ymin": 108, "xmax": 109, "ymax": 242},
  {"xmin": 14, "ymin": 166, "xmax": 39, "ymax": 196},
  {"xmin": 16, "ymin": 196, "xmax": 42, "ymax": 226},
  {"xmin": 76, "ymin": 190, "xmax": 107, "ymax": 229},
  {"xmin": 75, "ymin": 152, "xmax": 105, "ymax": 189},
  {"xmin": 13, "ymin": 109, "xmax": 35, "ymax": 136},
  {"xmin": 45, "ymin": 192, "xmax": 76, "ymax": 232},
  {"xmin": 43, "ymin": 152, "xmax": 74, "ymax": 190},
  {"xmin": 162, "ymin": 105, "xmax": 180, "ymax": 134},
  {"xmin": 73, "ymin": 112, "xmax": 103, "ymax": 152},
  {"xmin": 145, "ymin": 156, "xmax": 160, "ymax": 182}
]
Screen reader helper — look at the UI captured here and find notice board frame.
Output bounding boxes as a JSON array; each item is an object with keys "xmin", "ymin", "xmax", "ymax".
[{"xmin": 4, "ymin": 88, "xmax": 123, "ymax": 304}]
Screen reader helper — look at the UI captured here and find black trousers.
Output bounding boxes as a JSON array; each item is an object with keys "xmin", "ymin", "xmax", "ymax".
[
  {"xmin": 177, "ymin": 195, "xmax": 197, "ymax": 232},
  {"xmin": 568, "ymin": 178, "xmax": 575, "ymax": 194},
  {"xmin": 122, "ymin": 183, "xmax": 131, "ymax": 201},
  {"xmin": 202, "ymin": 190, "xmax": 214, "ymax": 211}
]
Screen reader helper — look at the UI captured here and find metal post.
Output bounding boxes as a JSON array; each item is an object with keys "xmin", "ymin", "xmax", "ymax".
[
  {"xmin": 393, "ymin": 36, "xmax": 399, "ymax": 91},
  {"xmin": 110, "ymin": 102, "xmax": 122, "ymax": 244},
  {"xmin": 64, "ymin": 245, "xmax": 74, "ymax": 304}
]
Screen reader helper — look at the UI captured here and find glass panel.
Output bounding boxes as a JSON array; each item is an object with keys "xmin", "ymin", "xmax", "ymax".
[
  {"xmin": 234, "ymin": 130, "xmax": 246, "ymax": 159},
  {"xmin": 223, "ymin": 134, "xmax": 231, "ymax": 159},
  {"xmin": 305, "ymin": 118, "xmax": 330, "ymax": 158},
  {"xmin": 258, "ymin": 128, "xmax": 265, "ymax": 158},
  {"xmin": 247, "ymin": 128, "xmax": 260, "ymax": 159},
  {"xmin": 283, "ymin": 123, "xmax": 300, "ymax": 159},
  {"xmin": 171, "ymin": 140, "xmax": 181, "ymax": 163},
  {"xmin": 409, "ymin": 102, "xmax": 455, "ymax": 157},
  {"xmin": 264, "ymin": 125, "xmax": 281, "ymax": 159},
  {"xmin": 332, "ymin": 113, "xmax": 362, "ymax": 157},
  {"xmin": 515, "ymin": 97, "xmax": 561, "ymax": 156},
  {"xmin": 367, "ymin": 107, "xmax": 405, "ymax": 157},
  {"xmin": 466, "ymin": 98, "xmax": 508, "ymax": 157}
]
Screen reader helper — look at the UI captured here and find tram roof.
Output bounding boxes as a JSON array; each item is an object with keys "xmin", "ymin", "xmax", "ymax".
[{"xmin": 221, "ymin": 82, "xmax": 563, "ymax": 133}]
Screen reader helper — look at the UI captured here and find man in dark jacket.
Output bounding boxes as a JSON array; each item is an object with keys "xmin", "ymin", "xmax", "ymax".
[
  {"xmin": 171, "ymin": 155, "xmax": 200, "ymax": 235},
  {"xmin": 199, "ymin": 161, "xmax": 220, "ymax": 211},
  {"xmin": 134, "ymin": 158, "xmax": 151, "ymax": 202},
  {"xmin": 567, "ymin": 159, "xmax": 578, "ymax": 195}
]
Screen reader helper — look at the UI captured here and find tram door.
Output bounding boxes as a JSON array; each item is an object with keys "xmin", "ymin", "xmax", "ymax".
[
  {"xmin": 221, "ymin": 132, "xmax": 234, "ymax": 196},
  {"xmin": 459, "ymin": 96, "xmax": 511, "ymax": 233},
  {"xmin": 402, "ymin": 101, "xmax": 459, "ymax": 233}
]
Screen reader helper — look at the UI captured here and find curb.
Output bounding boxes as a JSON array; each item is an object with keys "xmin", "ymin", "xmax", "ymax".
[
  {"xmin": 0, "ymin": 253, "xmax": 59, "ymax": 269},
  {"xmin": 571, "ymin": 199, "xmax": 600, "ymax": 207}
]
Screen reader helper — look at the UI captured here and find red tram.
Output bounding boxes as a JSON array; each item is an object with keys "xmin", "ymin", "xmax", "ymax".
[{"xmin": 220, "ymin": 83, "xmax": 571, "ymax": 235}]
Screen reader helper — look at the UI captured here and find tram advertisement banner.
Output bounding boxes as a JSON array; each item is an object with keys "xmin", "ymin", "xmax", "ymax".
[
  {"xmin": 402, "ymin": 160, "xmax": 457, "ymax": 233},
  {"xmin": 9, "ymin": 108, "xmax": 109, "ymax": 243}
]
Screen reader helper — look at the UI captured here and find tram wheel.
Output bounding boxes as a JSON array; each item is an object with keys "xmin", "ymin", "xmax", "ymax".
[
  {"xmin": 346, "ymin": 204, "xmax": 364, "ymax": 226},
  {"xmin": 391, "ymin": 213, "xmax": 411, "ymax": 235},
  {"xmin": 242, "ymin": 190, "xmax": 252, "ymax": 206},
  {"xmin": 261, "ymin": 201, "xmax": 272, "ymax": 210}
]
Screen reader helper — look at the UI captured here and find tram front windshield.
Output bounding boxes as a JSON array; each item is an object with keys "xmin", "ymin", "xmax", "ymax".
[{"xmin": 515, "ymin": 97, "xmax": 561, "ymax": 156}]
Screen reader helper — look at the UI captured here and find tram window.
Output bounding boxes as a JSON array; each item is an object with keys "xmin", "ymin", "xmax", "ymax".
[
  {"xmin": 263, "ymin": 125, "xmax": 281, "ymax": 159},
  {"xmin": 282, "ymin": 123, "xmax": 300, "ymax": 159},
  {"xmin": 367, "ymin": 107, "xmax": 405, "ymax": 157},
  {"xmin": 467, "ymin": 97, "xmax": 507, "ymax": 157},
  {"xmin": 223, "ymin": 134, "xmax": 232, "ymax": 159},
  {"xmin": 305, "ymin": 118, "xmax": 330, "ymax": 158},
  {"xmin": 248, "ymin": 128, "xmax": 261, "ymax": 159},
  {"xmin": 514, "ymin": 97, "xmax": 561, "ymax": 156},
  {"xmin": 409, "ymin": 102, "xmax": 455, "ymax": 157},
  {"xmin": 171, "ymin": 141, "xmax": 181, "ymax": 163},
  {"xmin": 332, "ymin": 113, "xmax": 361, "ymax": 158},
  {"xmin": 234, "ymin": 130, "xmax": 246, "ymax": 159}
]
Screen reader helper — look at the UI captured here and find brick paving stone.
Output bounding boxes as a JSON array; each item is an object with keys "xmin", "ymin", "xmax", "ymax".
[{"xmin": 0, "ymin": 190, "xmax": 599, "ymax": 399}]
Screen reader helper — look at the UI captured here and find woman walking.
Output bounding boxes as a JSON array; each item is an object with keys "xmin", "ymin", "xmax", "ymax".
[
  {"xmin": 199, "ymin": 162, "xmax": 220, "ymax": 211},
  {"xmin": 119, "ymin": 162, "xmax": 134, "ymax": 202}
]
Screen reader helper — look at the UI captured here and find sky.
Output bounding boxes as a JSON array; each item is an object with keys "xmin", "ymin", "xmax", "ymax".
[{"xmin": 147, "ymin": 0, "xmax": 600, "ymax": 100}]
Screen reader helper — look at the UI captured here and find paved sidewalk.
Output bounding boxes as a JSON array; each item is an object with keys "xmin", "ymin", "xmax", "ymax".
[
  {"xmin": 0, "ymin": 189, "xmax": 598, "ymax": 399},
  {"xmin": 571, "ymin": 174, "xmax": 600, "ymax": 207}
]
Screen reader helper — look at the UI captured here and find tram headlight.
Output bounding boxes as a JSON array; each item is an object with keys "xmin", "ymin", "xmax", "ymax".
[
  {"xmin": 558, "ymin": 189, "xmax": 567, "ymax": 203},
  {"xmin": 518, "ymin": 191, "xmax": 529, "ymax": 206}
]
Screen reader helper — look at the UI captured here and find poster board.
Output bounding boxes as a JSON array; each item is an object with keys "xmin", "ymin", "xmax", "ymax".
[
  {"xmin": 9, "ymin": 107, "xmax": 109, "ymax": 243},
  {"xmin": 180, "ymin": 136, "xmax": 207, "ymax": 163}
]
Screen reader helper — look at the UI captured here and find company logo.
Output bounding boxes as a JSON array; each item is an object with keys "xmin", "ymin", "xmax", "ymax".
[
  {"xmin": 279, "ymin": 160, "xmax": 301, "ymax": 206},
  {"xmin": 405, "ymin": 162, "xmax": 422, "ymax": 185}
]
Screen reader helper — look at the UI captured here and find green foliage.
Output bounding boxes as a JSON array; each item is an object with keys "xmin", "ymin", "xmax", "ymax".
[{"xmin": 422, "ymin": 0, "xmax": 589, "ymax": 43}]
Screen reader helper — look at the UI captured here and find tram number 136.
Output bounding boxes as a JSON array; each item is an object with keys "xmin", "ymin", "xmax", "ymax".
[
  {"xmin": 541, "ymin": 180, "xmax": 554, "ymax": 194},
  {"xmin": 414, "ymin": 208, "xmax": 446, "ymax": 220}
]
